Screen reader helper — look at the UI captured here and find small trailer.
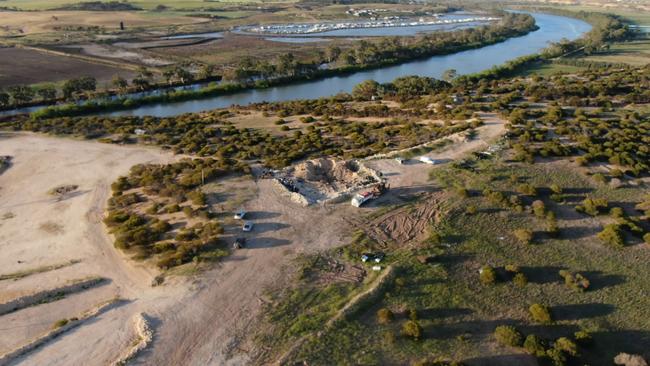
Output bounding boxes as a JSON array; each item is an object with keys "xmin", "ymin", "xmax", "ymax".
[{"xmin": 351, "ymin": 182, "xmax": 389, "ymax": 207}]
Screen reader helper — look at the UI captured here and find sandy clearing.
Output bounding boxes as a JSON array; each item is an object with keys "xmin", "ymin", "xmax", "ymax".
[
  {"xmin": 0, "ymin": 132, "xmax": 174, "ymax": 362},
  {"xmin": 364, "ymin": 112, "xmax": 505, "ymax": 190}
]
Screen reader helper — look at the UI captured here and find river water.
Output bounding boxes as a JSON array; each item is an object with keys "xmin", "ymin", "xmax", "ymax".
[{"xmin": 107, "ymin": 12, "xmax": 590, "ymax": 117}]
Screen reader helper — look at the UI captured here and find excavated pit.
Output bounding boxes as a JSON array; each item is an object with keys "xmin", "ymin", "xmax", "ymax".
[{"xmin": 274, "ymin": 158, "xmax": 382, "ymax": 205}]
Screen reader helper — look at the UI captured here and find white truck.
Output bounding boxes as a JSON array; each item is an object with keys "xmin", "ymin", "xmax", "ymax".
[
  {"xmin": 351, "ymin": 182, "xmax": 388, "ymax": 207},
  {"xmin": 418, "ymin": 156, "xmax": 436, "ymax": 165}
]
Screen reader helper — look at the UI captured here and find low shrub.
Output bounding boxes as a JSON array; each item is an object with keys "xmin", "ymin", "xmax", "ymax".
[
  {"xmin": 546, "ymin": 347, "xmax": 567, "ymax": 366},
  {"xmin": 554, "ymin": 337, "xmax": 578, "ymax": 356},
  {"xmin": 402, "ymin": 320, "xmax": 423, "ymax": 340},
  {"xmin": 597, "ymin": 224, "xmax": 625, "ymax": 248},
  {"xmin": 532, "ymin": 200, "xmax": 546, "ymax": 218},
  {"xmin": 523, "ymin": 334, "xmax": 546, "ymax": 356},
  {"xmin": 479, "ymin": 266, "xmax": 497, "ymax": 285},
  {"xmin": 529, "ymin": 303, "xmax": 553, "ymax": 324},
  {"xmin": 494, "ymin": 325, "xmax": 523, "ymax": 347},
  {"xmin": 377, "ymin": 308, "xmax": 394, "ymax": 324},
  {"xmin": 558, "ymin": 270, "xmax": 590, "ymax": 292},
  {"xmin": 514, "ymin": 229, "xmax": 533, "ymax": 244},
  {"xmin": 575, "ymin": 197, "xmax": 608, "ymax": 216},
  {"xmin": 513, "ymin": 273, "xmax": 528, "ymax": 287}
]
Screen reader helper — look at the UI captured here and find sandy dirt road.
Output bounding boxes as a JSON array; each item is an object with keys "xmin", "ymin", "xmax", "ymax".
[{"xmin": 0, "ymin": 112, "xmax": 505, "ymax": 366}]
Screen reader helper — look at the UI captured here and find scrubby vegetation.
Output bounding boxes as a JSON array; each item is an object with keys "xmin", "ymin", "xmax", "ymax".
[
  {"xmin": 104, "ymin": 158, "xmax": 241, "ymax": 268},
  {"xmin": 253, "ymin": 110, "xmax": 648, "ymax": 364}
]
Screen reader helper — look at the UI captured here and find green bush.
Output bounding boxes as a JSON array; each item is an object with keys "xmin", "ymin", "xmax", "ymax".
[
  {"xmin": 529, "ymin": 303, "xmax": 553, "ymax": 324},
  {"xmin": 494, "ymin": 325, "xmax": 523, "ymax": 347},
  {"xmin": 514, "ymin": 229, "xmax": 533, "ymax": 244},
  {"xmin": 558, "ymin": 270, "xmax": 590, "ymax": 292},
  {"xmin": 377, "ymin": 308, "xmax": 394, "ymax": 324},
  {"xmin": 188, "ymin": 190, "xmax": 206, "ymax": 205},
  {"xmin": 402, "ymin": 320, "xmax": 423, "ymax": 340},
  {"xmin": 517, "ymin": 183, "xmax": 537, "ymax": 196},
  {"xmin": 554, "ymin": 337, "xmax": 578, "ymax": 356},
  {"xmin": 609, "ymin": 207, "xmax": 624, "ymax": 218},
  {"xmin": 550, "ymin": 184, "xmax": 562, "ymax": 194},
  {"xmin": 523, "ymin": 334, "xmax": 546, "ymax": 356},
  {"xmin": 479, "ymin": 266, "xmax": 497, "ymax": 285},
  {"xmin": 465, "ymin": 205, "xmax": 477, "ymax": 215},
  {"xmin": 644, "ymin": 233, "xmax": 650, "ymax": 246},
  {"xmin": 165, "ymin": 204, "xmax": 181, "ymax": 213},
  {"xmin": 546, "ymin": 347, "xmax": 567, "ymax": 366},
  {"xmin": 597, "ymin": 224, "xmax": 625, "ymax": 248},
  {"xmin": 513, "ymin": 273, "xmax": 528, "ymax": 287},
  {"xmin": 532, "ymin": 200, "xmax": 546, "ymax": 218},
  {"xmin": 576, "ymin": 198, "xmax": 608, "ymax": 216}
]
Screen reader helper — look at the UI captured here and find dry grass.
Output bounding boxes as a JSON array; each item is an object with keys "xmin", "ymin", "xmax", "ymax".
[{"xmin": 0, "ymin": 11, "xmax": 207, "ymax": 36}]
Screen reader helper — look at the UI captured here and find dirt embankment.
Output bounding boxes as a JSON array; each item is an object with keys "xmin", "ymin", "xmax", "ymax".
[{"xmin": 0, "ymin": 277, "xmax": 106, "ymax": 315}]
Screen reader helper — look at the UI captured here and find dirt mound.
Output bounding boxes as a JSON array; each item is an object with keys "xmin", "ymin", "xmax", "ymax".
[
  {"xmin": 48, "ymin": 184, "xmax": 79, "ymax": 196},
  {"xmin": 293, "ymin": 159, "xmax": 367, "ymax": 191}
]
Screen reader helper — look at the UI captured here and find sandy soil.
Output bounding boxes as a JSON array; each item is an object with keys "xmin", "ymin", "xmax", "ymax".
[{"xmin": 0, "ymin": 111, "xmax": 505, "ymax": 366}]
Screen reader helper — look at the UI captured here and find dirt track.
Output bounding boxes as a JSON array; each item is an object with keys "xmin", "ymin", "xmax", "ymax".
[{"xmin": 0, "ymin": 112, "xmax": 506, "ymax": 365}]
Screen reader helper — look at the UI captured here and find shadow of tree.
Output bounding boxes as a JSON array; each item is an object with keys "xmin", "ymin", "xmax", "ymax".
[
  {"xmin": 520, "ymin": 266, "xmax": 565, "ymax": 284},
  {"xmin": 581, "ymin": 271, "xmax": 627, "ymax": 291},
  {"xmin": 463, "ymin": 353, "xmax": 538, "ymax": 366},
  {"xmin": 552, "ymin": 303, "xmax": 615, "ymax": 321}
]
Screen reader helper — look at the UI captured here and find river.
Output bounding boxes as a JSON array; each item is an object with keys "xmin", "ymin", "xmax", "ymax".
[{"xmin": 107, "ymin": 12, "xmax": 590, "ymax": 118}]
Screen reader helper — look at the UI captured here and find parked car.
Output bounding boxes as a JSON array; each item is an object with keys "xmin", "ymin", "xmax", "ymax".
[
  {"xmin": 242, "ymin": 221, "xmax": 254, "ymax": 232},
  {"xmin": 361, "ymin": 252, "xmax": 386, "ymax": 263},
  {"xmin": 234, "ymin": 210, "xmax": 247, "ymax": 220},
  {"xmin": 233, "ymin": 237, "xmax": 246, "ymax": 249},
  {"xmin": 374, "ymin": 252, "xmax": 385, "ymax": 263},
  {"xmin": 418, "ymin": 156, "xmax": 436, "ymax": 165}
]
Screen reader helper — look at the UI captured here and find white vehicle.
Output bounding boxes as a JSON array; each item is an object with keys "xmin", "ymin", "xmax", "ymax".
[
  {"xmin": 242, "ymin": 221, "xmax": 254, "ymax": 232},
  {"xmin": 418, "ymin": 156, "xmax": 436, "ymax": 165},
  {"xmin": 351, "ymin": 192, "xmax": 374, "ymax": 208},
  {"xmin": 234, "ymin": 210, "xmax": 247, "ymax": 220}
]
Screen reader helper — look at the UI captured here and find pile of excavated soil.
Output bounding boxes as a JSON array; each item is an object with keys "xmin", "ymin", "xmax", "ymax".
[{"xmin": 293, "ymin": 159, "xmax": 368, "ymax": 192}]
